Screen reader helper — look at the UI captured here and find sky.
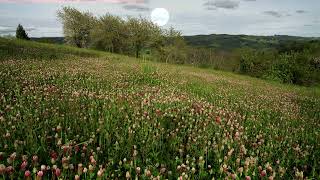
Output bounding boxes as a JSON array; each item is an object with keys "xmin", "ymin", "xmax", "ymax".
[{"xmin": 0, "ymin": 0, "xmax": 320, "ymax": 37}]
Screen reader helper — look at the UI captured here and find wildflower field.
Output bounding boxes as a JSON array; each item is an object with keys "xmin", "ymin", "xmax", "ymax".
[{"xmin": 0, "ymin": 38, "xmax": 319, "ymax": 180}]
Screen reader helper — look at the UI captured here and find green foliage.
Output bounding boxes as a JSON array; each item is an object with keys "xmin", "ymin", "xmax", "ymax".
[
  {"xmin": 90, "ymin": 14, "xmax": 130, "ymax": 54},
  {"xmin": 126, "ymin": 17, "xmax": 163, "ymax": 58},
  {"xmin": 238, "ymin": 45, "xmax": 320, "ymax": 86},
  {"xmin": 277, "ymin": 40, "xmax": 308, "ymax": 53},
  {"xmin": 57, "ymin": 7, "xmax": 96, "ymax": 48},
  {"xmin": 158, "ymin": 29, "xmax": 188, "ymax": 64},
  {"xmin": 59, "ymin": 7, "xmax": 166, "ymax": 58},
  {"xmin": 238, "ymin": 48, "xmax": 275, "ymax": 77},
  {"xmin": 15, "ymin": 24, "xmax": 30, "ymax": 40}
]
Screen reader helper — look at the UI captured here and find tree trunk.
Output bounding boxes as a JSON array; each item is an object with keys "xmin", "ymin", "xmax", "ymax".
[{"xmin": 135, "ymin": 44, "xmax": 141, "ymax": 58}]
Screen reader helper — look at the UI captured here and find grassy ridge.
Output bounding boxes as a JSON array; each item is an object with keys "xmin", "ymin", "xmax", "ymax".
[
  {"xmin": 0, "ymin": 38, "xmax": 105, "ymax": 60},
  {"xmin": 0, "ymin": 38, "xmax": 319, "ymax": 179}
]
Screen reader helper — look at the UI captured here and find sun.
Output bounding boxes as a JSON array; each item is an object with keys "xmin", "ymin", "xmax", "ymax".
[{"xmin": 150, "ymin": 8, "xmax": 170, "ymax": 27}]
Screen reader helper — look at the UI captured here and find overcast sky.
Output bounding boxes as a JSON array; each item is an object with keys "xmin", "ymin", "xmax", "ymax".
[{"xmin": 0, "ymin": 0, "xmax": 319, "ymax": 37}]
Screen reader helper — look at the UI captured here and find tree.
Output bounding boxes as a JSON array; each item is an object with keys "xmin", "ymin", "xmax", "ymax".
[
  {"xmin": 16, "ymin": 24, "xmax": 30, "ymax": 40},
  {"xmin": 159, "ymin": 27, "xmax": 187, "ymax": 64},
  {"xmin": 90, "ymin": 14, "xmax": 129, "ymax": 54},
  {"xmin": 126, "ymin": 17, "xmax": 162, "ymax": 58},
  {"xmin": 57, "ymin": 7, "xmax": 96, "ymax": 48}
]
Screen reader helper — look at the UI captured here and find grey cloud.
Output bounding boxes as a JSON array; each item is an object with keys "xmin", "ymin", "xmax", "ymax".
[
  {"xmin": 121, "ymin": 0, "xmax": 150, "ymax": 11},
  {"xmin": 296, "ymin": 10, "xmax": 307, "ymax": 14},
  {"xmin": 263, "ymin": 11, "xmax": 283, "ymax": 18},
  {"xmin": 0, "ymin": 29, "xmax": 16, "ymax": 35},
  {"xmin": 215, "ymin": 0, "xmax": 239, "ymax": 9},
  {"xmin": 25, "ymin": 27, "xmax": 37, "ymax": 31},
  {"xmin": 0, "ymin": 25, "xmax": 36, "ymax": 36},
  {"xmin": 285, "ymin": 13, "xmax": 291, "ymax": 17},
  {"xmin": 204, "ymin": 0, "xmax": 239, "ymax": 10},
  {"xmin": 203, "ymin": 1, "xmax": 217, "ymax": 10},
  {"xmin": 109, "ymin": 0, "xmax": 149, "ymax": 4},
  {"xmin": 122, "ymin": 4, "xmax": 150, "ymax": 12},
  {"xmin": 206, "ymin": 7, "xmax": 217, "ymax": 10}
]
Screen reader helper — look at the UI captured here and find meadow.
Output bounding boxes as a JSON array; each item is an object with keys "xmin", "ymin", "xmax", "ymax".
[{"xmin": 0, "ymin": 38, "xmax": 320, "ymax": 179}]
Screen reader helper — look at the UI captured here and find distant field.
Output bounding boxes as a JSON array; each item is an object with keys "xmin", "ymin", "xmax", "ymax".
[{"xmin": 0, "ymin": 38, "xmax": 319, "ymax": 179}]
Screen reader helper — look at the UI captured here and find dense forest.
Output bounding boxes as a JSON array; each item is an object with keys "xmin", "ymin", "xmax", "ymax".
[{"xmin": 33, "ymin": 7, "xmax": 320, "ymax": 86}]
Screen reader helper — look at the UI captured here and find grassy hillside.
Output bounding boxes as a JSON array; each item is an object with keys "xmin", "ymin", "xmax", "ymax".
[
  {"xmin": 184, "ymin": 34, "xmax": 320, "ymax": 51},
  {"xmin": 0, "ymin": 38, "xmax": 319, "ymax": 179}
]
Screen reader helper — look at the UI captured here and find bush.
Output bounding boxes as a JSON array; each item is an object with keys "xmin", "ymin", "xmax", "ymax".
[
  {"xmin": 238, "ymin": 46, "xmax": 320, "ymax": 86},
  {"xmin": 260, "ymin": 51, "xmax": 320, "ymax": 86},
  {"xmin": 238, "ymin": 49, "xmax": 275, "ymax": 78},
  {"xmin": 265, "ymin": 53, "xmax": 295, "ymax": 83}
]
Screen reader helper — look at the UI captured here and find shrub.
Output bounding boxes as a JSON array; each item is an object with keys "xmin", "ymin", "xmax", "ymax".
[
  {"xmin": 263, "ymin": 51, "xmax": 320, "ymax": 86},
  {"xmin": 238, "ymin": 49, "xmax": 275, "ymax": 78}
]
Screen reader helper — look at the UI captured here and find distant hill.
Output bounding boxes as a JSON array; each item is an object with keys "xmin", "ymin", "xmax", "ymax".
[
  {"xmin": 31, "ymin": 37, "xmax": 64, "ymax": 44},
  {"xmin": 183, "ymin": 34, "xmax": 320, "ymax": 51},
  {"xmin": 31, "ymin": 35, "xmax": 320, "ymax": 52}
]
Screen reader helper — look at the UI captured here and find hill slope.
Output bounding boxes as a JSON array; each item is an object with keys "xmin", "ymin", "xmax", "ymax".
[
  {"xmin": 184, "ymin": 34, "xmax": 320, "ymax": 51},
  {"xmin": 0, "ymin": 38, "xmax": 319, "ymax": 179}
]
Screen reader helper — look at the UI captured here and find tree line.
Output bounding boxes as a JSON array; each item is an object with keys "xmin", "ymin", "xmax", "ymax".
[
  {"xmin": 57, "ymin": 7, "xmax": 239, "ymax": 70},
  {"xmin": 15, "ymin": 7, "xmax": 319, "ymax": 86},
  {"xmin": 57, "ymin": 7, "xmax": 182, "ymax": 59}
]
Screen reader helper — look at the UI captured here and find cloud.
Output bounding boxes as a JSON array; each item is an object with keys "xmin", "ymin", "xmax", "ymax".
[
  {"xmin": 0, "ymin": 29, "xmax": 15, "ymax": 35},
  {"xmin": 0, "ymin": 25, "xmax": 36, "ymax": 36},
  {"xmin": 203, "ymin": 1, "xmax": 217, "ymax": 10},
  {"xmin": 122, "ymin": 4, "xmax": 150, "ymax": 11},
  {"xmin": 121, "ymin": 0, "xmax": 150, "ymax": 12},
  {"xmin": 214, "ymin": 0, "xmax": 239, "ymax": 9},
  {"xmin": 206, "ymin": 6, "xmax": 217, "ymax": 10},
  {"xmin": 263, "ymin": 11, "xmax": 283, "ymax": 18},
  {"xmin": 0, "ymin": 25, "xmax": 15, "ymax": 35},
  {"xmin": 25, "ymin": 27, "xmax": 37, "ymax": 31},
  {"xmin": 296, "ymin": 10, "xmax": 307, "ymax": 14},
  {"xmin": 0, "ymin": 0, "xmax": 149, "ymax": 3},
  {"xmin": 313, "ymin": 19, "xmax": 320, "ymax": 23},
  {"xmin": 203, "ymin": 0, "xmax": 239, "ymax": 10}
]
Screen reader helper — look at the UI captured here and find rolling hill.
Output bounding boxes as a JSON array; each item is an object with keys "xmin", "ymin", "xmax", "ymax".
[
  {"xmin": 0, "ymin": 37, "xmax": 319, "ymax": 179},
  {"xmin": 184, "ymin": 34, "xmax": 320, "ymax": 51}
]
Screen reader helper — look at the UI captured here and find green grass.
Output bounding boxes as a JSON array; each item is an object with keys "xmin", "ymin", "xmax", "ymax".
[
  {"xmin": 0, "ymin": 37, "xmax": 106, "ymax": 60},
  {"xmin": 0, "ymin": 38, "xmax": 319, "ymax": 179}
]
